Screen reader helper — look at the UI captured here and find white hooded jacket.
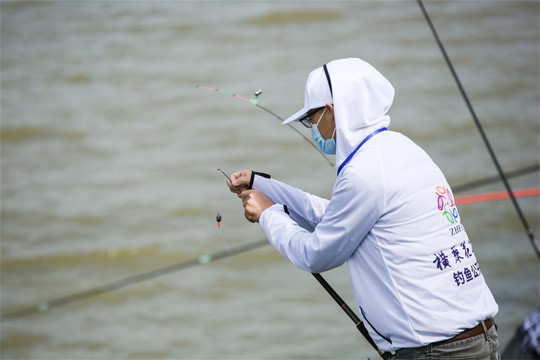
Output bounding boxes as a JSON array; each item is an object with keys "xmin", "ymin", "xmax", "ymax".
[{"xmin": 256, "ymin": 59, "xmax": 498, "ymax": 351}]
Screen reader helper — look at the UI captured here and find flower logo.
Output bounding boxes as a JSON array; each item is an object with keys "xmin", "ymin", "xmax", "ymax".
[{"xmin": 436, "ymin": 186, "xmax": 460, "ymax": 224}]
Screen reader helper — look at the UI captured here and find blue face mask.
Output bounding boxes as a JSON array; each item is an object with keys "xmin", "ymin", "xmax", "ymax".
[{"xmin": 311, "ymin": 108, "xmax": 336, "ymax": 155}]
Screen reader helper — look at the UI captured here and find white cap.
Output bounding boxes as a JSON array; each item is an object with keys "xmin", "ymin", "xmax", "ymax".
[{"xmin": 282, "ymin": 65, "xmax": 333, "ymax": 125}]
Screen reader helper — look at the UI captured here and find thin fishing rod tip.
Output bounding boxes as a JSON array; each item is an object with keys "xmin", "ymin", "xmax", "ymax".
[{"xmin": 217, "ymin": 168, "xmax": 232, "ymax": 182}]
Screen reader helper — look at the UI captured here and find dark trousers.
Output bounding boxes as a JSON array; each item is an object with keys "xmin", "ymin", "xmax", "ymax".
[{"xmin": 392, "ymin": 323, "xmax": 500, "ymax": 360}]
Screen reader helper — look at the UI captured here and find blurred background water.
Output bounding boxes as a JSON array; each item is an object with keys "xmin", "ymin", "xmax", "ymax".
[{"xmin": 1, "ymin": 1, "xmax": 538, "ymax": 359}]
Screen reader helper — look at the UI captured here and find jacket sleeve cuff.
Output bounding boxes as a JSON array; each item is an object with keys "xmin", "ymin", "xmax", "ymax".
[{"xmin": 249, "ymin": 171, "xmax": 271, "ymax": 190}]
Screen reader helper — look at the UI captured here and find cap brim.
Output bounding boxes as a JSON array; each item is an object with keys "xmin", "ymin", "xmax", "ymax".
[{"xmin": 282, "ymin": 106, "xmax": 309, "ymax": 125}]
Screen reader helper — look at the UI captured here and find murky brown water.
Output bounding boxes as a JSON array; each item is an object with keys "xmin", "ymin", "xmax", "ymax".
[{"xmin": 2, "ymin": 1, "xmax": 538, "ymax": 358}]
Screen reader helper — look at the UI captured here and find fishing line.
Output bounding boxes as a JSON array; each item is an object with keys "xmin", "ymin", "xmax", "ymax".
[
  {"xmin": 217, "ymin": 218, "xmax": 233, "ymax": 255},
  {"xmin": 216, "ymin": 211, "xmax": 233, "ymax": 254},
  {"xmin": 417, "ymin": 0, "xmax": 540, "ymax": 258},
  {"xmin": 196, "ymin": 85, "xmax": 334, "ymax": 167},
  {"xmin": 216, "ymin": 169, "xmax": 234, "ymax": 255}
]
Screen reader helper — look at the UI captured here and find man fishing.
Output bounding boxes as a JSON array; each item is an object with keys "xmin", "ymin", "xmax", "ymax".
[{"xmin": 227, "ymin": 58, "xmax": 500, "ymax": 359}]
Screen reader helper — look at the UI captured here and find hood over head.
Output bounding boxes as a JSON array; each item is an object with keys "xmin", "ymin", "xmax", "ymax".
[{"xmin": 283, "ymin": 58, "xmax": 395, "ymax": 171}]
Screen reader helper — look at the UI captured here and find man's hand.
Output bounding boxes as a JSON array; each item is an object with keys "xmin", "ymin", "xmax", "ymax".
[
  {"xmin": 228, "ymin": 169, "xmax": 252, "ymax": 197},
  {"xmin": 240, "ymin": 190, "xmax": 274, "ymax": 223}
]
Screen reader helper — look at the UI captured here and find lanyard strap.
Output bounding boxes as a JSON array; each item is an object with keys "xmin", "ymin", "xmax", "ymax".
[
  {"xmin": 337, "ymin": 127, "xmax": 388, "ymax": 176},
  {"xmin": 323, "ymin": 64, "xmax": 333, "ymax": 97}
]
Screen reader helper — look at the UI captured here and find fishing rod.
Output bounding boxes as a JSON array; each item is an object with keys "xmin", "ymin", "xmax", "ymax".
[
  {"xmin": 312, "ymin": 273, "xmax": 393, "ymax": 359},
  {"xmin": 216, "ymin": 159, "xmax": 386, "ymax": 354},
  {"xmin": 452, "ymin": 163, "xmax": 539, "ymax": 193},
  {"xmin": 0, "ymin": 239, "xmax": 269, "ymax": 323},
  {"xmin": 196, "ymin": 85, "xmax": 334, "ymax": 167},
  {"xmin": 311, "ymin": 188, "xmax": 539, "ymax": 357},
  {"xmin": 216, "ymin": 165, "xmax": 387, "ymax": 355},
  {"xmin": 3, "ymin": 166, "xmax": 537, "ymax": 323},
  {"xmin": 417, "ymin": 0, "xmax": 540, "ymax": 258}
]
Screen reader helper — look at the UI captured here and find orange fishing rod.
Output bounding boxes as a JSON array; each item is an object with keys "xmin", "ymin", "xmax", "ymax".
[{"xmin": 456, "ymin": 187, "xmax": 540, "ymax": 205}]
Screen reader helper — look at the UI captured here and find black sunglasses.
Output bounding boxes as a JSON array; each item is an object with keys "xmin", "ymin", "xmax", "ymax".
[{"xmin": 299, "ymin": 107, "xmax": 325, "ymax": 128}]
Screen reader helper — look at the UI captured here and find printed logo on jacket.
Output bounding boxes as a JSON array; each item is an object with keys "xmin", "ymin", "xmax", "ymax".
[{"xmin": 433, "ymin": 185, "xmax": 482, "ymax": 287}]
